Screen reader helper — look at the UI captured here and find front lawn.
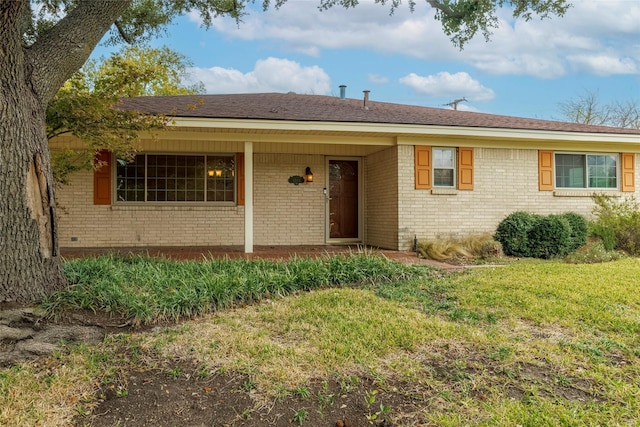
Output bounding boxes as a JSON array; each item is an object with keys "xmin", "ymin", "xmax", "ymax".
[{"xmin": 1, "ymin": 256, "xmax": 639, "ymax": 426}]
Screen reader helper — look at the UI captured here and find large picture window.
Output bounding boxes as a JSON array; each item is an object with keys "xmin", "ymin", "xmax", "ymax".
[
  {"xmin": 116, "ymin": 154, "xmax": 236, "ymax": 203},
  {"xmin": 555, "ymin": 153, "xmax": 617, "ymax": 189}
]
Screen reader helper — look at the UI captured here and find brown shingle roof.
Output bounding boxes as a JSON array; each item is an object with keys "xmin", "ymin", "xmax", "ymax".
[{"xmin": 118, "ymin": 92, "xmax": 640, "ymax": 135}]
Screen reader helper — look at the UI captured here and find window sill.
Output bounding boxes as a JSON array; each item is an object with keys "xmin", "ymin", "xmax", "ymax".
[
  {"xmin": 431, "ymin": 188, "xmax": 458, "ymax": 195},
  {"xmin": 110, "ymin": 204, "xmax": 239, "ymax": 211},
  {"xmin": 553, "ymin": 190, "xmax": 620, "ymax": 198}
]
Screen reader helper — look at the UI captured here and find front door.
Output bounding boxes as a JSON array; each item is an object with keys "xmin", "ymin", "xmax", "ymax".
[{"xmin": 327, "ymin": 159, "xmax": 360, "ymax": 241}]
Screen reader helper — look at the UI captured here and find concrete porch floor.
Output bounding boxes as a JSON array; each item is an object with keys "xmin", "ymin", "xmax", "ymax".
[{"xmin": 59, "ymin": 245, "xmax": 462, "ymax": 272}]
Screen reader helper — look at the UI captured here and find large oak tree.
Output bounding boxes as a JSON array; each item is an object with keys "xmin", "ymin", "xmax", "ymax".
[{"xmin": 0, "ymin": 0, "xmax": 569, "ymax": 303}]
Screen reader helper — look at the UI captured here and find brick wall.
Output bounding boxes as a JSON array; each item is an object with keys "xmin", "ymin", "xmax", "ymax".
[
  {"xmin": 365, "ymin": 146, "xmax": 399, "ymax": 249},
  {"xmin": 396, "ymin": 146, "xmax": 639, "ymax": 251},
  {"xmin": 57, "ymin": 170, "xmax": 245, "ymax": 247},
  {"xmin": 253, "ymin": 153, "xmax": 325, "ymax": 245}
]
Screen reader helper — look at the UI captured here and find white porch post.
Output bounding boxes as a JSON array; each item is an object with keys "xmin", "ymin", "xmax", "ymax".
[{"xmin": 244, "ymin": 141, "xmax": 254, "ymax": 253}]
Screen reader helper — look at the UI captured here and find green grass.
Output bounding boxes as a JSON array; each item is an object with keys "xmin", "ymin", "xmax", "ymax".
[
  {"xmin": 42, "ymin": 253, "xmax": 432, "ymax": 325},
  {"xmin": 3, "ymin": 256, "xmax": 640, "ymax": 426}
]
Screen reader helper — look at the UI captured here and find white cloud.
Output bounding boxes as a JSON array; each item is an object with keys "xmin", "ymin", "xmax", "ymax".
[
  {"xmin": 186, "ymin": 57, "xmax": 332, "ymax": 94},
  {"xmin": 368, "ymin": 74, "xmax": 389, "ymax": 84},
  {"xmin": 567, "ymin": 54, "xmax": 638, "ymax": 76},
  {"xmin": 187, "ymin": 1, "xmax": 640, "ymax": 80},
  {"xmin": 399, "ymin": 72, "xmax": 495, "ymax": 102}
]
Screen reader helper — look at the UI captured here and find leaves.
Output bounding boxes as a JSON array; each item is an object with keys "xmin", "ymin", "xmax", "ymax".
[{"xmin": 47, "ymin": 45, "xmax": 203, "ymax": 184}]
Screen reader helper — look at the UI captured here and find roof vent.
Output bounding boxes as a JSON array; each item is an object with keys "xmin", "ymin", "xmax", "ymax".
[
  {"xmin": 339, "ymin": 85, "xmax": 346, "ymax": 100},
  {"xmin": 363, "ymin": 90, "xmax": 370, "ymax": 110}
]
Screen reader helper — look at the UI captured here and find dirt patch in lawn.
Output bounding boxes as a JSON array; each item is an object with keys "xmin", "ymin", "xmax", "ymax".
[{"xmin": 73, "ymin": 361, "xmax": 422, "ymax": 427}]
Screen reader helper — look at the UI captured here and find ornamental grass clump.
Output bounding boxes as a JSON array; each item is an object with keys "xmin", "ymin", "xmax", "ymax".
[
  {"xmin": 42, "ymin": 253, "xmax": 430, "ymax": 325},
  {"xmin": 417, "ymin": 233, "xmax": 502, "ymax": 261}
]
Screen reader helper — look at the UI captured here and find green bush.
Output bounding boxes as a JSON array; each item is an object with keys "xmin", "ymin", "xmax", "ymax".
[
  {"xmin": 591, "ymin": 194, "xmax": 640, "ymax": 255},
  {"xmin": 561, "ymin": 212, "xmax": 588, "ymax": 251},
  {"xmin": 527, "ymin": 215, "xmax": 573, "ymax": 259},
  {"xmin": 589, "ymin": 221, "xmax": 617, "ymax": 251},
  {"xmin": 494, "ymin": 211, "xmax": 540, "ymax": 257}
]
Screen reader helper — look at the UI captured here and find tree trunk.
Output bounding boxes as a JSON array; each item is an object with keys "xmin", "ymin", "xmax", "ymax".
[
  {"xmin": 0, "ymin": 5, "xmax": 66, "ymax": 302},
  {"xmin": 0, "ymin": 1, "xmax": 130, "ymax": 303}
]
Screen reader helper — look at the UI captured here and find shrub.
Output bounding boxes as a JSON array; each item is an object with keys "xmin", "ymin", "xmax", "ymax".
[
  {"xmin": 565, "ymin": 240, "xmax": 626, "ymax": 264},
  {"xmin": 494, "ymin": 211, "xmax": 541, "ymax": 257},
  {"xmin": 561, "ymin": 212, "xmax": 588, "ymax": 251},
  {"xmin": 527, "ymin": 215, "xmax": 572, "ymax": 259},
  {"xmin": 417, "ymin": 234, "xmax": 501, "ymax": 261},
  {"xmin": 591, "ymin": 194, "xmax": 640, "ymax": 255}
]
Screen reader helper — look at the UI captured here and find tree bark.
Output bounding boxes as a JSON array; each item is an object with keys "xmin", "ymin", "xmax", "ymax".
[{"xmin": 0, "ymin": 1, "xmax": 130, "ymax": 303}]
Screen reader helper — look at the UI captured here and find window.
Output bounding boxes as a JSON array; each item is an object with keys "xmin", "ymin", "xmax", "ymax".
[
  {"xmin": 116, "ymin": 154, "xmax": 236, "ymax": 203},
  {"xmin": 433, "ymin": 148, "xmax": 456, "ymax": 187},
  {"xmin": 555, "ymin": 153, "xmax": 617, "ymax": 189},
  {"xmin": 414, "ymin": 146, "xmax": 473, "ymax": 190}
]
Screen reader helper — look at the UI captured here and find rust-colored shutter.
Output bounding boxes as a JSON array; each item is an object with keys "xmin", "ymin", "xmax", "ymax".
[
  {"xmin": 236, "ymin": 153, "xmax": 245, "ymax": 205},
  {"xmin": 93, "ymin": 150, "xmax": 112, "ymax": 205},
  {"xmin": 414, "ymin": 146, "xmax": 432, "ymax": 189},
  {"xmin": 621, "ymin": 153, "xmax": 635, "ymax": 192},
  {"xmin": 538, "ymin": 150, "xmax": 554, "ymax": 191},
  {"xmin": 457, "ymin": 147, "xmax": 474, "ymax": 190}
]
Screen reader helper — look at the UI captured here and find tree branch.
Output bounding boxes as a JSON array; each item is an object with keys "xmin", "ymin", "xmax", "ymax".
[
  {"xmin": 114, "ymin": 20, "xmax": 134, "ymax": 44},
  {"xmin": 25, "ymin": 1, "xmax": 132, "ymax": 106}
]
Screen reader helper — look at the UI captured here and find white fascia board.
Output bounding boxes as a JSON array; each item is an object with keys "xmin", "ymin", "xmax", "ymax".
[{"xmin": 169, "ymin": 117, "xmax": 640, "ymax": 145}]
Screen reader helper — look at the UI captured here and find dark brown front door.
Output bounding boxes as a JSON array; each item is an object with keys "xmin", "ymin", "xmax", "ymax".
[{"xmin": 329, "ymin": 160, "xmax": 359, "ymax": 239}]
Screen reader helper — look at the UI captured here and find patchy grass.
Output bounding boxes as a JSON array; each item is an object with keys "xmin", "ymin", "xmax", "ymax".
[{"xmin": 2, "ymin": 257, "xmax": 640, "ymax": 426}]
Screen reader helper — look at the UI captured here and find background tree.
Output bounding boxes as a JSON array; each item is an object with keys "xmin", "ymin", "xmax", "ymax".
[
  {"xmin": 0, "ymin": 0, "xmax": 570, "ymax": 303},
  {"xmin": 48, "ymin": 46, "xmax": 204, "ymax": 185},
  {"xmin": 559, "ymin": 89, "xmax": 640, "ymax": 129}
]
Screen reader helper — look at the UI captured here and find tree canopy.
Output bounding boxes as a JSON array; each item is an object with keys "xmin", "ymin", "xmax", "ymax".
[{"xmin": 47, "ymin": 46, "xmax": 204, "ymax": 184}]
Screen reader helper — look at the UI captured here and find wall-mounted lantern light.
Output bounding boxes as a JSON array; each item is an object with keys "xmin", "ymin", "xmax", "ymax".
[{"xmin": 305, "ymin": 167, "xmax": 313, "ymax": 183}]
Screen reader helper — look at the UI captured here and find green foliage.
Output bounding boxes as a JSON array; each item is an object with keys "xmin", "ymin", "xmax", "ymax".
[
  {"xmin": 494, "ymin": 211, "xmax": 541, "ymax": 257},
  {"xmin": 564, "ymin": 240, "xmax": 625, "ymax": 264},
  {"xmin": 41, "ymin": 254, "xmax": 430, "ymax": 325},
  {"xmin": 527, "ymin": 214, "xmax": 572, "ymax": 259},
  {"xmin": 47, "ymin": 45, "xmax": 203, "ymax": 184},
  {"xmin": 561, "ymin": 212, "xmax": 588, "ymax": 251},
  {"xmin": 495, "ymin": 211, "xmax": 588, "ymax": 259},
  {"xmin": 591, "ymin": 194, "xmax": 640, "ymax": 255}
]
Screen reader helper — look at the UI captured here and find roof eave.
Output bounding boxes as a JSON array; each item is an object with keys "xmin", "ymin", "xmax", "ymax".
[{"xmin": 170, "ymin": 117, "xmax": 640, "ymax": 144}]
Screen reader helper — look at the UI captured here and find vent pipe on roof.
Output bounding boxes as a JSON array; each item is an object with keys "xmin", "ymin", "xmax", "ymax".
[
  {"xmin": 363, "ymin": 90, "xmax": 370, "ymax": 110},
  {"xmin": 339, "ymin": 85, "xmax": 346, "ymax": 99}
]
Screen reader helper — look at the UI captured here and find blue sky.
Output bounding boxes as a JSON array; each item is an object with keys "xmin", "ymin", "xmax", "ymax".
[{"xmin": 94, "ymin": 0, "xmax": 640, "ymax": 121}]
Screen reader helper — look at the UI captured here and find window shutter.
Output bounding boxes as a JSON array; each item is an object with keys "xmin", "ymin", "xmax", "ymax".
[
  {"xmin": 414, "ymin": 146, "xmax": 432, "ymax": 189},
  {"xmin": 621, "ymin": 153, "xmax": 635, "ymax": 192},
  {"xmin": 93, "ymin": 150, "xmax": 112, "ymax": 205},
  {"xmin": 236, "ymin": 153, "xmax": 245, "ymax": 205},
  {"xmin": 457, "ymin": 147, "xmax": 474, "ymax": 190},
  {"xmin": 538, "ymin": 150, "xmax": 554, "ymax": 191}
]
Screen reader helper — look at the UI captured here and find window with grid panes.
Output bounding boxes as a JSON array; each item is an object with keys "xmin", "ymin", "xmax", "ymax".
[{"xmin": 116, "ymin": 154, "xmax": 236, "ymax": 203}]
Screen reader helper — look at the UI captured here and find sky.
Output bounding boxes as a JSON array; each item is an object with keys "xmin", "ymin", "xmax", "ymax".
[{"xmin": 93, "ymin": 0, "xmax": 640, "ymax": 121}]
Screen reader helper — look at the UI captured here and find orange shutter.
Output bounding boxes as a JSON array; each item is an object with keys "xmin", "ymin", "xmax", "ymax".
[
  {"xmin": 538, "ymin": 150, "xmax": 554, "ymax": 191},
  {"xmin": 457, "ymin": 147, "xmax": 474, "ymax": 190},
  {"xmin": 414, "ymin": 146, "xmax": 432, "ymax": 189},
  {"xmin": 236, "ymin": 153, "xmax": 245, "ymax": 205},
  {"xmin": 93, "ymin": 150, "xmax": 112, "ymax": 205},
  {"xmin": 621, "ymin": 153, "xmax": 635, "ymax": 192}
]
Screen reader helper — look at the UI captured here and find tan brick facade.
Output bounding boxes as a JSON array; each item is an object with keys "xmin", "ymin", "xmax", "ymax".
[
  {"xmin": 253, "ymin": 153, "xmax": 325, "ymax": 245},
  {"xmin": 395, "ymin": 145, "xmax": 640, "ymax": 251},
  {"xmin": 365, "ymin": 146, "xmax": 399, "ymax": 249}
]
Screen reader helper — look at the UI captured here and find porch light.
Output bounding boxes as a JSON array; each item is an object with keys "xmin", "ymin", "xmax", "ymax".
[
  {"xmin": 208, "ymin": 170, "xmax": 214, "ymax": 177},
  {"xmin": 305, "ymin": 167, "xmax": 313, "ymax": 182}
]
